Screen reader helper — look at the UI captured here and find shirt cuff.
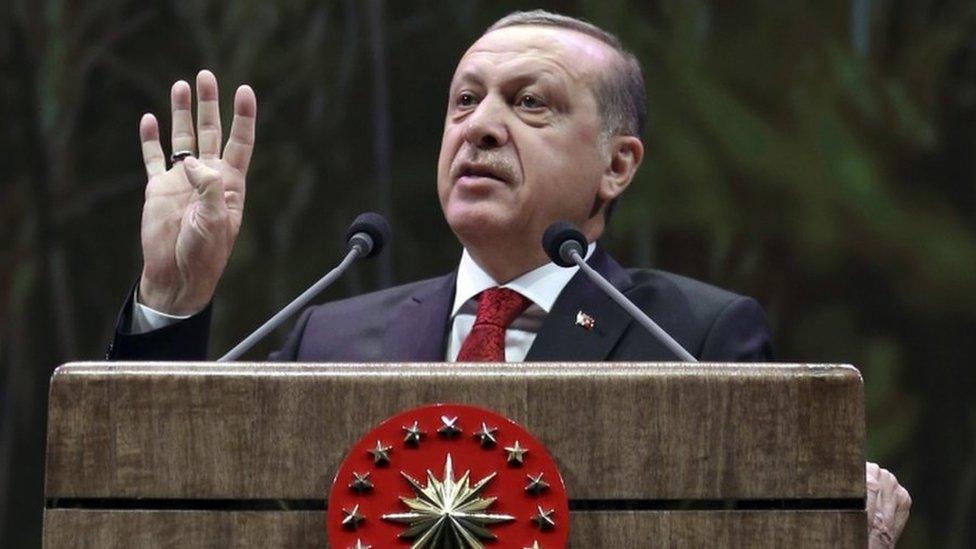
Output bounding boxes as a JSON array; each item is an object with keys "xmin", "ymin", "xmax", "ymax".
[{"xmin": 131, "ymin": 292, "xmax": 192, "ymax": 334}]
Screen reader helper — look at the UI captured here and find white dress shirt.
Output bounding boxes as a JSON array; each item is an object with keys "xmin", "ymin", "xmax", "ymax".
[
  {"xmin": 132, "ymin": 243, "xmax": 596, "ymax": 362},
  {"xmin": 131, "ymin": 294, "xmax": 191, "ymax": 333}
]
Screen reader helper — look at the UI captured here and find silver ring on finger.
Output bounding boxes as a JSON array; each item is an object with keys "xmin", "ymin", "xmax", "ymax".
[{"xmin": 171, "ymin": 150, "xmax": 195, "ymax": 163}]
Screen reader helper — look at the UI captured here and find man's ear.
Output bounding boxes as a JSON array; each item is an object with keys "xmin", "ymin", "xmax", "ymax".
[{"xmin": 599, "ymin": 135, "xmax": 644, "ymax": 201}]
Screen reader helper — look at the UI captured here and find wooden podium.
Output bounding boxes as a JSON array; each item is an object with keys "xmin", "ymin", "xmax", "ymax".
[{"xmin": 43, "ymin": 362, "xmax": 866, "ymax": 547}]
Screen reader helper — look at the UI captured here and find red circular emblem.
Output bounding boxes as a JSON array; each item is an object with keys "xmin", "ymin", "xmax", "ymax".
[{"xmin": 326, "ymin": 404, "xmax": 570, "ymax": 548}]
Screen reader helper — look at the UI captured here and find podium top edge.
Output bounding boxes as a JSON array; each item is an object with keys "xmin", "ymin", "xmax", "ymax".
[{"xmin": 53, "ymin": 362, "xmax": 861, "ymax": 379}]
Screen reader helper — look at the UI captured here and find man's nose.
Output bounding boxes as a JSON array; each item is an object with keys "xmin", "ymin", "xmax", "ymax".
[{"xmin": 462, "ymin": 97, "xmax": 509, "ymax": 149}]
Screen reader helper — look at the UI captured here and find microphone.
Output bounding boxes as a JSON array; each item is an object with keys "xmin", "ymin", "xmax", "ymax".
[
  {"xmin": 542, "ymin": 221, "xmax": 697, "ymax": 362},
  {"xmin": 345, "ymin": 211, "xmax": 390, "ymax": 258},
  {"xmin": 218, "ymin": 213, "xmax": 391, "ymax": 362}
]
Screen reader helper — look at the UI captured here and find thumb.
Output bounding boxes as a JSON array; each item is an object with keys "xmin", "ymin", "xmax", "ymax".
[{"xmin": 183, "ymin": 156, "xmax": 225, "ymax": 212}]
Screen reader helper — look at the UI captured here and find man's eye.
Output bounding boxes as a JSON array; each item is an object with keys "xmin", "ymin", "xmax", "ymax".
[
  {"xmin": 457, "ymin": 93, "xmax": 477, "ymax": 107},
  {"xmin": 517, "ymin": 94, "xmax": 545, "ymax": 110}
]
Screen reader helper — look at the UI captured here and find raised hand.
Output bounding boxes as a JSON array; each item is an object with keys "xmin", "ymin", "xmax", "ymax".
[{"xmin": 137, "ymin": 70, "xmax": 256, "ymax": 315}]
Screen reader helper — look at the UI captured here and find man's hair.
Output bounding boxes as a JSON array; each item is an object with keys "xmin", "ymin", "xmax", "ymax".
[{"xmin": 485, "ymin": 10, "xmax": 647, "ymax": 140}]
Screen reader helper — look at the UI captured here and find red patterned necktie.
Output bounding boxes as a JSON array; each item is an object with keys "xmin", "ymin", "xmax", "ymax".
[{"xmin": 456, "ymin": 287, "xmax": 531, "ymax": 362}]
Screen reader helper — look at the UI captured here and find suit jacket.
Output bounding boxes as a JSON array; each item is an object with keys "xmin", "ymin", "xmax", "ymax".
[{"xmin": 108, "ymin": 248, "xmax": 773, "ymax": 362}]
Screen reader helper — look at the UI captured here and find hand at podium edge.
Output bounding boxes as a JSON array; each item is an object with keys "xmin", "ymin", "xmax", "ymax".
[
  {"xmin": 866, "ymin": 461, "xmax": 911, "ymax": 548},
  {"xmin": 137, "ymin": 70, "xmax": 257, "ymax": 316}
]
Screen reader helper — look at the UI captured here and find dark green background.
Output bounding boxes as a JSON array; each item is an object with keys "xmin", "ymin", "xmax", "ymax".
[{"xmin": 2, "ymin": 1, "xmax": 974, "ymax": 546}]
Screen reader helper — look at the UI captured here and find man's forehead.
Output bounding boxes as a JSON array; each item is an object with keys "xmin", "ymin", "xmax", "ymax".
[{"xmin": 453, "ymin": 25, "xmax": 616, "ymax": 85}]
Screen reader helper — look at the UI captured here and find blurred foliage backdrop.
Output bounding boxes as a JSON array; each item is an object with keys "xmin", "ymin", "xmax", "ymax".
[{"xmin": 2, "ymin": 0, "xmax": 974, "ymax": 546}]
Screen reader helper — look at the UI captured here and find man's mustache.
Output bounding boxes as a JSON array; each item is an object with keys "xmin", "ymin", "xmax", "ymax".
[{"xmin": 451, "ymin": 150, "xmax": 518, "ymax": 183}]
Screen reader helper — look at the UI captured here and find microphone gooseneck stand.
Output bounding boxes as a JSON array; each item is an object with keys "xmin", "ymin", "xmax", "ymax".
[
  {"xmin": 544, "ymin": 221, "xmax": 697, "ymax": 363},
  {"xmin": 218, "ymin": 212, "xmax": 390, "ymax": 362}
]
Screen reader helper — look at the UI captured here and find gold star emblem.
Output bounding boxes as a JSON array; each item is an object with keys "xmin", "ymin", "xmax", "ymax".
[
  {"xmin": 348, "ymin": 539, "xmax": 371, "ymax": 549},
  {"xmin": 524, "ymin": 472, "xmax": 550, "ymax": 495},
  {"xmin": 402, "ymin": 420, "xmax": 426, "ymax": 446},
  {"xmin": 523, "ymin": 542, "xmax": 542, "ymax": 549},
  {"xmin": 531, "ymin": 505, "xmax": 556, "ymax": 530},
  {"xmin": 368, "ymin": 441, "xmax": 392, "ymax": 465},
  {"xmin": 473, "ymin": 422, "xmax": 498, "ymax": 448},
  {"xmin": 437, "ymin": 415, "xmax": 462, "ymax": 438},
  {"xmin": 504, "ymin": 440, "xmax": 528, "ymax": 465},
  {"xmin": 349, "ymin": 471, "xmax": 373, "ymax": 493},
  {"xmin": 341, "ymin": 504, "xmax": 365, "ymax": 530},
  {"xmin": 382, "ymin": 454, "xmax": 515, "ymax": 548}
]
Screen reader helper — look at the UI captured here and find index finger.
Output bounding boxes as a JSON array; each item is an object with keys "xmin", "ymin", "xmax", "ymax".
[{"xmin": 222, "ymin": 85, "xmax": 256, "ymax": 174}]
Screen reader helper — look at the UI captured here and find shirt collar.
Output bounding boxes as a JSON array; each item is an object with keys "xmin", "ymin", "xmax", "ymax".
[{"xmin": 451, "ymin": 242, "xmax": 597, "ymax": 316}]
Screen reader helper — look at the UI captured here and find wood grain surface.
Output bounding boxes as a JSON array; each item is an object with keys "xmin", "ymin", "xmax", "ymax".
[
  {"xmin": 45, "ymin": 362, "xmax": 864, "ymax": 500},
  {"xmin": 43, "ymin": 509, "xmax": 866, "ymax": 548}
]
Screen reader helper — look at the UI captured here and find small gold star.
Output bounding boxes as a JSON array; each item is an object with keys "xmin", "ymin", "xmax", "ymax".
[
  {"xmin": 437, "ymin": 415, "xmax": 461, "ymax": 437},
  {"xmin": 523, "ymin": 542, "xmax": 542, "ymax": 549},
  {"xmin": 341, "ymin": 504, "xmax": 365, "ymax": 530},
  {"xmin": 524, "ymin": 472, "xmax": 550, "ymax": 495},
  {"xmin": 349, "ymin": 471, "xmax": 373, "ymax": 493},
  {"xmin": 504, "ymin": 440, "xmax": 528, "ymax": 465},
  {"xmin": 368, "ymin": 441, "xmax": 392, "ymax": 465},
  {"xmin": 531, "ymin": 505, "xmax": 556, "ymax": 530},
  {"xmin": 348, "ymin": 539, "xmax": 371, "ymax": 549},
  {"xmin": 402, "ymin": 420, "xmax": 426, "ymax": 446},
  {"xmin": 473, "ymin": 422, "xmax": 498, "ymax": 447}
]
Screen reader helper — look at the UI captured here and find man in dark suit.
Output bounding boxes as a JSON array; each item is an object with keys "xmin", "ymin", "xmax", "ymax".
[
  {"xmin": 111, "ymin": 12, "xmax": 771, "ymax": 361},
  {"xmin": 110, "ymin": 10, "xmax": 772, "ymax": 364},
  {"xmin": 108, "ymin": 11, "xmax": 908, "ymax": 544},
  {"xmin": 110, "ymin": 12, "xmax": 771, "ymax": 361}
]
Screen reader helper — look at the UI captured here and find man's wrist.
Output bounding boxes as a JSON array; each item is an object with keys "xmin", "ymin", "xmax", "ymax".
[
  {"xmin": 138, "ymin": 274, "xmax": 212, "ymax": 316},
  {"xmin": 130, "ymin": 286, "xmax": 194, "ymax": 334}
]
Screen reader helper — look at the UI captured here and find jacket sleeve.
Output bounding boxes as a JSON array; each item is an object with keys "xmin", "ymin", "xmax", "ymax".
[
  {"xmin": 698, "ymin": 296, "xmax": 775, "ymax": 362},
  {"xmin": 106, "ymin": 286, "xmax": 212, "ymax": 361}
]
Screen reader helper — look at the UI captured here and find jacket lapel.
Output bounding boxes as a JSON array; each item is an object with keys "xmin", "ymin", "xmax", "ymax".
[
  {"xmin": 382, "ymin": 272, "xmax": 456, "ymax": 361},
  {"xmin": 525, "ymin": 247, "xmax": 635, "ymax": 362}
]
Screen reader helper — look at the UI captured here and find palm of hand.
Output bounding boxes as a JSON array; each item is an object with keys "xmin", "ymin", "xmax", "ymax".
[{"xmin": 141, "ymin": 161, "xmax": 240, "ymax": 308}]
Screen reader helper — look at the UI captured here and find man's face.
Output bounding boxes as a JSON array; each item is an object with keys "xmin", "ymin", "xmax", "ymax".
[{"xmin": 437, "ymin": 25, "xmax": 616, "ymax": 258}]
